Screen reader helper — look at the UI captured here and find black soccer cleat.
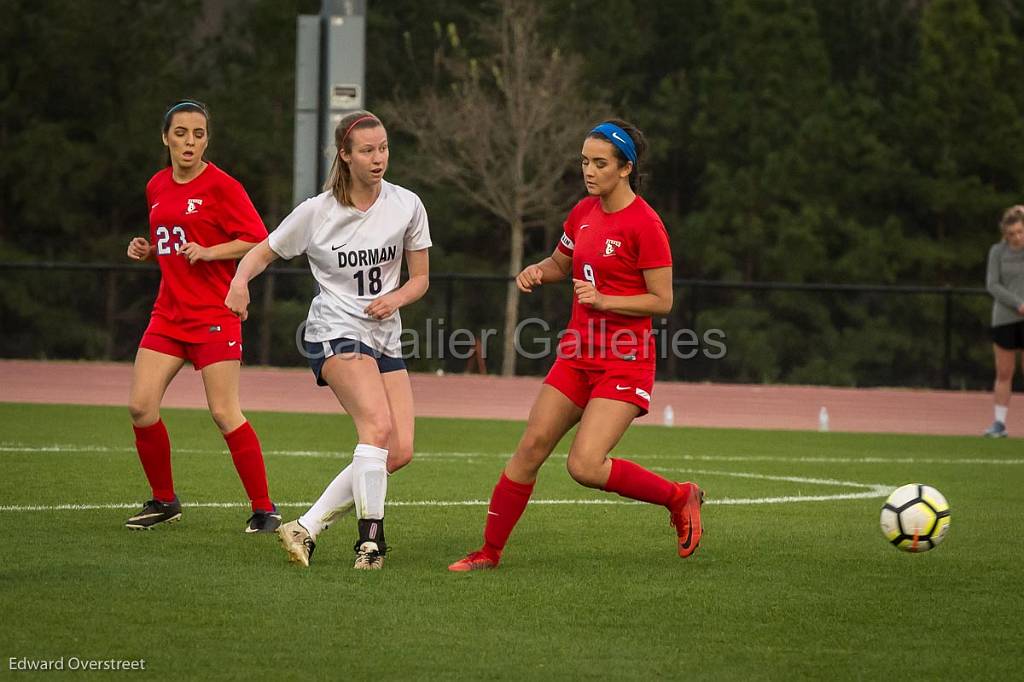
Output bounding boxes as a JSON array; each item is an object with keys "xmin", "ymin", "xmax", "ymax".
[
  {"xmin": 353, "ymin": 518, "xmax": 387, "ymax": 570},
  {"xmin": 125, "ymin": 498, "xmax": 182, "ymax": 530},
  {"xmin": 245, "ymin": 504, "xmax": 282, "ymax": 534}
]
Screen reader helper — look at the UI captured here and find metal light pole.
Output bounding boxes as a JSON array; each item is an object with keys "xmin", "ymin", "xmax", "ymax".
[{"xmin": 292, "ymin": 0, "xmax": 366, "ymax": 207}]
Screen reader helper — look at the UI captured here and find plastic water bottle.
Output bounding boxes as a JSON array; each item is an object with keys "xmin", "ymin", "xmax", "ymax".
[
  {"xmin": 663, "ymin": 405, "xmax": 675, "ymax": 427},
  {"xmin": 818, "ymin": 406, "xmax": 830, "ymax": 432}
]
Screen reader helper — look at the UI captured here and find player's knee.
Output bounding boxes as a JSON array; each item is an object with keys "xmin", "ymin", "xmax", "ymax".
[
  {"xmin": 209, "ymin": 406, "xmax": 243, "ymax": 433},
  {"xmin": 360, "ymin": 413, "xmax": 393, "ymax": 448},
  {"xmin": 128, "ymin": 401, "xmax": 158, "ymax": 427},
  {"xmin": 516, "ymin": 430, "xmax": 553, "ymax": 464},
  {"xmin": 565, "ymin": 456, "xmax": 603, "ymax": 489}
]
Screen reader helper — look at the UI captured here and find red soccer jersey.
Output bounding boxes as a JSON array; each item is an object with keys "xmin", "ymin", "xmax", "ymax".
[
  {"xmin": 144, "ymin": 163, "xmax": 267, "ymax": 343},
  {"xmin": 555, "ymin": 195, "xmax": 673, "ymax": 365}
]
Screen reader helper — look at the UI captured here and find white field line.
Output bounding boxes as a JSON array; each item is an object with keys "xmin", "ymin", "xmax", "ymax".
[
  {"xmin": 0, "ymin": 465, "xmax": 895, "ymax": 512},
  {"xmin": 0, "ymin": 494, "xmax": 878, "ymax": 512},
  {"xmin": 1, "ymin": 442, "xmax": 1021, "ymax": 466},
  {"xmin": 1, "ymin": 499, "xmax": 621, "ymax": 512}
]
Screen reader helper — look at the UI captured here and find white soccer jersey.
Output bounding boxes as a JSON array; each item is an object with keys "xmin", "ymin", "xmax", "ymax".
[{"xmin": 268, "ymin": 180, "xmax": 431, "ymax": 356}]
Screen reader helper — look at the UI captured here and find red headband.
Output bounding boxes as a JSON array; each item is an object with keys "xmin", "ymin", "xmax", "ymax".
[{"xmin": 341, "ymin": 115, "xmax": 380, "ymax": 145}]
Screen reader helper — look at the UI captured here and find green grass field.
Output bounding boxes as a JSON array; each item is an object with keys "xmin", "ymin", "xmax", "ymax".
[{"xmin": 1, "ymin": 402, "xmax": 1022, "ymax": 680}]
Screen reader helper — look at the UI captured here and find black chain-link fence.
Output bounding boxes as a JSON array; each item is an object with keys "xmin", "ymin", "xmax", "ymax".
[{"xmin": 0, "ymin": 262, "xmax": 994, "ymax": 390}]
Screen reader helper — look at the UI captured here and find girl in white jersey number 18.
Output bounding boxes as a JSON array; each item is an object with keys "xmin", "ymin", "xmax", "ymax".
[{"xmin": 226, "ymin": 111, "xmax": 431, "ymax": 569}]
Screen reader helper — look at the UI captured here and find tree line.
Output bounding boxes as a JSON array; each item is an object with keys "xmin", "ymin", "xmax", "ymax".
[{"xmin": 1, "ymin": 0, "xmax": 1020, "ymax": 387}]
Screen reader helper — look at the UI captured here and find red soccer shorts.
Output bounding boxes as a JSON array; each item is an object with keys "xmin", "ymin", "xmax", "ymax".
[
  {"xmin": 544, "ymin": 357, "xmax": 655, "ymax": 415},
  {"xmin": 139, "ymin": 331, "xmax": 242, "ymax": 370}
]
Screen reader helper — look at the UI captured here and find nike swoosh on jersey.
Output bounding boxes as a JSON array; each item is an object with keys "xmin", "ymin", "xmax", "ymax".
[
  {"xmin": 487, "ymin": 511, "xmax": 499, "ymax": 516},
  {"xmin": 579, "ymin": 223, "xmax": 589, "ymax": 230},
  {"xmin": 150, "ymin": 202, "xmax": 160, "ymax": 210},
  {"xmin": 615, "ymin": 385, "xmax": 631, "ymax": 391},
  {"xmin": 228, "ymin": 341, "xmax": 237, "ymax": 347},
  {"xmin": 331, "ymin": 243, "xmax": 348, "ymax": 251}
]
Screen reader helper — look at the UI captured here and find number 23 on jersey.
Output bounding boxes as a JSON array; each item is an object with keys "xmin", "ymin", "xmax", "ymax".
[{"xmin": 155, "ymin": 225, "xmax": 187, "ymax": 255}]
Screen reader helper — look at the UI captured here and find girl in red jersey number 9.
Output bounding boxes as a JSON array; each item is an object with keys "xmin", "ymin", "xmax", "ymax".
[
  {"xmin": 123, "ymin": 100, "xmax": 279, "ymax": 534},
  {"xmin": 449, "ymin": 119, "xmax": 704, "ymax": 572}
]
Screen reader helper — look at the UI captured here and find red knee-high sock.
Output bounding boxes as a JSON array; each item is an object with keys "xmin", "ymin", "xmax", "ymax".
[
  {"xmin": 482, "ymin": 472, "xmax": 535, "ymax": 558},
  {"xmin": 224, "ymin": 421, "xmax": 273, "ymax": 512},
  {"xmin": 133, "ymin": 420, "xmax": 175, "ymax": 503},
  {"xmin": 603, "ymin": 458, "xmax": 676, "ymax": 506}
]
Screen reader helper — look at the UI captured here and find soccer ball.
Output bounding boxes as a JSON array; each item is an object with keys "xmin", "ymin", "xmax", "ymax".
[{"xmin": 879, "ymin": 483, "xmax": 951, "ymax": 553}]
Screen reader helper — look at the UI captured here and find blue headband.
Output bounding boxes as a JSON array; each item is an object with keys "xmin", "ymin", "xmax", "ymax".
[
  {"xmin": 590, "ymin": 122, "xmax": 637, "ymax": 165},
  {"xmin": 163, "ymin": 100, "xmax": 207, "ymax": 128}
]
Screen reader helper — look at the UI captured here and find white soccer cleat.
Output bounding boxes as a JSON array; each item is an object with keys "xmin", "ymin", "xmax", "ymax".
[
  {"xmin": 353, "ymin": 541, "xmax": 385, "ymax": 570},
  {"xmin": 277, "ymin": 520, "xmax": 316, "ymax": 567}
]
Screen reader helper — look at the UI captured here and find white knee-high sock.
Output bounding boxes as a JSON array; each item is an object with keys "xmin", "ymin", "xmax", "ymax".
[
  {"xmin": 299, "ymin": 464, "xmax": 355, "ymax": 539},
  {"xmin": 352, "ymin": 443, "xmax": 389, "ymax": 520}
]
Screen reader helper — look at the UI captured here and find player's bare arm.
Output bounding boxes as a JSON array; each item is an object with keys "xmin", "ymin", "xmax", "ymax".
[
  {"xmin": 127, "ymin": 237, "xmax": 155, "ymax": 261},
  {"xmin": 180, "ymin": 238, "xmax": 261, "ymax": 265},
  {"xmin": 365, "ymin": 248, "xmax": 429, "ymax": 320},
  {"xmin": 517, "ymin": 248, "xmax": 572, "ymax": 293},
  {"xmin": 225, "ymin": 239, "xmax": 279, "ymax": 321},
  {"xmin": 574, "ymin": 266, "xmax": 672, "ymax": 317}
]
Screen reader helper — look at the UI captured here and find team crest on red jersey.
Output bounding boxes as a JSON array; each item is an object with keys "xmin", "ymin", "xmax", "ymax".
[
  {"xmin": 186, "ymin": 198, "xmax": 204, "ymax": 214},
  {"xmin": 604, "ymin": 239, "xmax": 622, "ymax": 256}
]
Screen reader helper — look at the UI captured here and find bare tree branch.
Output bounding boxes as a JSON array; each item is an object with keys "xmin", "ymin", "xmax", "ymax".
[{"xmin": 380, "ymin": 0, "xmax": 600, "ymax": 375}]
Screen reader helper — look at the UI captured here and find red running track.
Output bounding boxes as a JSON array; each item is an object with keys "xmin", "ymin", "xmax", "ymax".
[{"xmin": 0, "ymin": 359, "xmax": 1006, "ymax": 436}]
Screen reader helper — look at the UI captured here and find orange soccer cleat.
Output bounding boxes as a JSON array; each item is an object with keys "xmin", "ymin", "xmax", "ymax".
[
  {"xmin": 669, "ymin": 481, "xmax": 705, "ymax": 558},
  {"xmin": 447, "ymin": 549, "xmax": 500, "ymax": 572}
]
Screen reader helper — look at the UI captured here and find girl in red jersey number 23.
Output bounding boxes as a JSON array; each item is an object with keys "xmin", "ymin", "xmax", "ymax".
[
  {"xmin": 124, "ymin": 100, "xmax": 279, "ymax": 534},
  {"xmin": 449, "ymin": 119, "xmax": 704, "ymax": 572}
]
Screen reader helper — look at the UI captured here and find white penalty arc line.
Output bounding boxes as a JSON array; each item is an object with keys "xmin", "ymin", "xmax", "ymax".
[
  {"xmin": 1, "ymin": 443, "xmax": 1022, "ymax": 466},
  {"xmin": 652, "ymin": 467, "xmax": 894, "ymax": 505},
  {"xmin": 655, "ymin": 467, "xmax": 888, "ymax": 489}
]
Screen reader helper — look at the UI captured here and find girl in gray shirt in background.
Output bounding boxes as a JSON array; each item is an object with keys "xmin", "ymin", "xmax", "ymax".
[{"xmin": 984, "ymin": 205, "xmax": 1024, "ymax": 437}]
